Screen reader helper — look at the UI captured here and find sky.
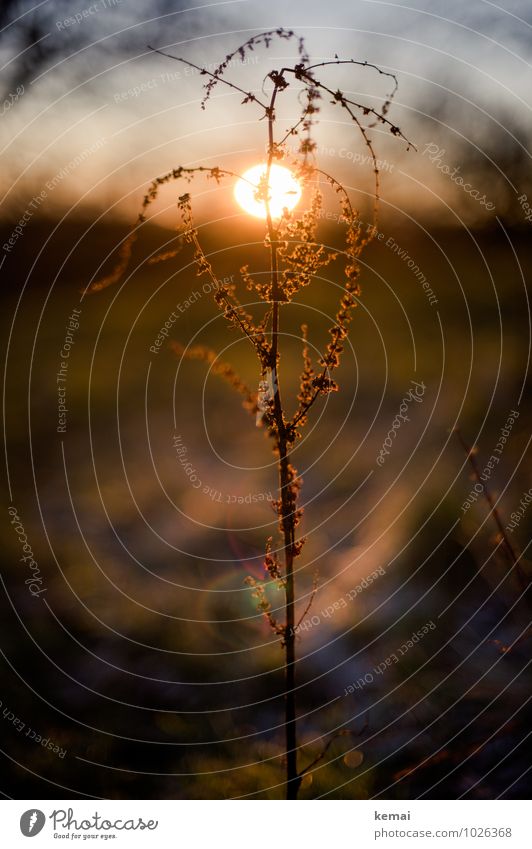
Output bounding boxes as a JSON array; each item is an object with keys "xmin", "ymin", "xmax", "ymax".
[{"xmin": 1, "ymin": 0, "xmax": 532, "ymax": 226}]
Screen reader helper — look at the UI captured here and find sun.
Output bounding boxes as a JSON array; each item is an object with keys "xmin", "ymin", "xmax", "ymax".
[{"xmin": 234, "ymin": 163, "xmax": 302, "ymax": 219}]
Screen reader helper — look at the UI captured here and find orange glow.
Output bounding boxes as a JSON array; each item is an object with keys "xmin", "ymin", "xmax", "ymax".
[{"xmin": 234, "ymin": 163, "xmax": 302, "ymax": 219}]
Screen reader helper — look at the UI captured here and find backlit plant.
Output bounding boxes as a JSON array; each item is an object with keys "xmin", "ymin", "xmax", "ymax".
[{"xmin": 91, "ymin": 28, "xmax": 410, "ymax": 798}]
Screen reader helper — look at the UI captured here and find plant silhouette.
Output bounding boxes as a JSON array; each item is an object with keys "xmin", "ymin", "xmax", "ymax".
[{"xmin": 90, "ymin": 28, "xmax": 411, "ymax": 799}]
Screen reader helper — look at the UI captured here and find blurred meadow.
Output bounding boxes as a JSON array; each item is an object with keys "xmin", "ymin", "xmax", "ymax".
[{"xmin": 1, "ymin": 0, "xmax": 531, "ymax": 800}]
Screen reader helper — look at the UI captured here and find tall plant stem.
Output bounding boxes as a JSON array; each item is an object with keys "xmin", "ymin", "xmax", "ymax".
[
  {"xmin": 271, "ymin": 326, "xmax": 299, "ymax": 799},
  {"xmin": 265, "ymin": 82, "xmax": 300, "ymax": 799},
  {"xmin": 280, "ymin": 441, "xmax": 299, "ymax": 799},
  {"xmin": 271, "ymin": 316, "xmax": 299, "ymax": 799},
  {"xmin": 270, "ymin": 222, "xmax": 300, "ymax": 800}
]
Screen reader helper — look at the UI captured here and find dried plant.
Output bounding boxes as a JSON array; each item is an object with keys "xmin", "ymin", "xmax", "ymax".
[
  {"xmin": 90, "ymin": 29, "xmax": 411, "ymax": 798},
  {"xmin": 454, "ymin": 429, "xmax": 529, "ymax": 592}
]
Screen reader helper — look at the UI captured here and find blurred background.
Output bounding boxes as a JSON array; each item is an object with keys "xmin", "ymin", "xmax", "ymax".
[{"xmin": 1, "ymin": 0, "xmax": 531, "ymax": 799}]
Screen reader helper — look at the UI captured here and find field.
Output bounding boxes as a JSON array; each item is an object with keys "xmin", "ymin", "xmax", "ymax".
[{"xmin": 2, "ymin": 214, "xmax": 530, "ymax": 798}]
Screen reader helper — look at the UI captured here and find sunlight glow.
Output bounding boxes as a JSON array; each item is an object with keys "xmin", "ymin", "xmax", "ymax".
[{"xmin": 234, "ymin": 163, "xmax": 302, "ymax": 219}]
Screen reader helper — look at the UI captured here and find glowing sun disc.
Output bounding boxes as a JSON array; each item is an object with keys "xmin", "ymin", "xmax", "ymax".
[{"xmin": 234, "ymin": 163, "xmax": 301, "ymax": 219}]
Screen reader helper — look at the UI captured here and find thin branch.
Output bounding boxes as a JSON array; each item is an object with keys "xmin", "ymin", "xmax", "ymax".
[
  {"xmin": 295, "ymin": 569, "xmax": 319, "ymax": 629},
  {"xmin": 87, "ymin": 165, "xmax": 241, "ymax": 294},
  {"xmin": 170, "ymin": 341, "xmax": 258, "ymax": 413},
  {"xmin": 455, "ymin": 428, "xmax": 529, "ymax": 590},
  {"xmin": 147, "ymin": 45, "xmax": 268, "ymax": 110},
  {"xmin": 298, "ymin": 722, "xmax": 369, "ymax": 777},
  {"xmin": 304, "ymin": 58, "xmax": 398, "ymax": 96},
  {"xmin": 281, "ymin": 65, "xmax": 414, "ymax": 149},
  {"xmin": 188, "ymin": 229, "xmax": 267, "ymax": 357}
]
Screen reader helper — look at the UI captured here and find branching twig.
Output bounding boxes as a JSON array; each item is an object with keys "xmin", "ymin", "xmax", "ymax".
[
  {"xmin": 148, "ymin": 45, "xmax": 269, "ymax": 110},
  {"xmin": 298, "ymin": 721, "xmax": 369, "ymax": 777},
  {"xmin": 455, "ymin": 428, "xmax": 529, "ymax": 591},
  {"xmin": 170, "ymin": 341, "xmax": 258, "ymax": 415},
  {"xmin": 295, "ymin": 569, "xmax": 319, "ymax": 630}
]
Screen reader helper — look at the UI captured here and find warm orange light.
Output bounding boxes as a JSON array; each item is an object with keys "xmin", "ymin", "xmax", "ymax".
[{"xmin": 234, "ymin": 163, "xmax": 301, "ymax": 219}]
